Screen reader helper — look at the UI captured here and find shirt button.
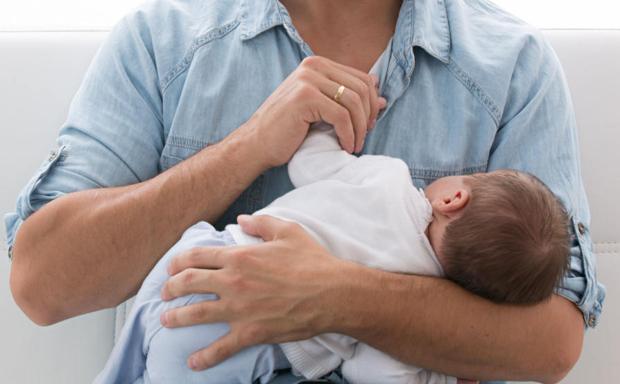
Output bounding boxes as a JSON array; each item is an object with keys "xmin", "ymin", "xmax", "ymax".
[
  {"xmin": 588, "ymin": 315, "xmax": 596, "ymax": 327},
  {"xmin": 48, "ymin": 150, "xmax": 58, "ymax": 161},
  {"xmin": 577, "ymin": 222, "xmax": 586, "ymax": 235}
]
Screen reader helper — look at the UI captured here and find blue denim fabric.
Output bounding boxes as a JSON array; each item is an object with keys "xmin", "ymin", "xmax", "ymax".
[{"xmin": 3, "ymin": 0, "xmax": 604, "ymax": 350}]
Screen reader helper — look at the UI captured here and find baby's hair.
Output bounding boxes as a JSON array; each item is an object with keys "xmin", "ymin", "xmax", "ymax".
[{"xmin": 442, "ymin": 170, "xmax": 570, "ymax": 304}]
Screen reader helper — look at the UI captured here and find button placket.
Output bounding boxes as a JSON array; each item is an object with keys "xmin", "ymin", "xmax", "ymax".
[{"xmin": 577, "ymin": 222, "xmax": 586, "ymax": 236}]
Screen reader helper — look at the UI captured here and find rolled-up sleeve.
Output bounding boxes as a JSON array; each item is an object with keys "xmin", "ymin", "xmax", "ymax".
[
  {"xmin": 487, "ymin": 34, "xmax": 605, "ymax": 328},
  {"xmin": 4, "ymin": 12, "xmax": 165, "ymax": 259}
]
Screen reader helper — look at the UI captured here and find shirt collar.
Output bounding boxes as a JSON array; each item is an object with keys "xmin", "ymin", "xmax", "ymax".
[
  {"xmin": 239, "ymin": 0, "xmax": 451, "ymax": 65},
  {"xmin": 239, "ymin": 0, "xmax": 286, "ymax": 41},
  {"xmin": 394, "ymin": 0, "xmax": 451, "ymax": 67}
]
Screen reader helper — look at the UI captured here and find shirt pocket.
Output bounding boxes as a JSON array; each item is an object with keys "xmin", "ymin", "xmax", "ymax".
[
  {"xmin": 406, "ymin": 163, "xmax": 489, "ymax": 189},
  {"xmin": 159, "ymin": 136, "xmax": 210, "ymax": 170}
]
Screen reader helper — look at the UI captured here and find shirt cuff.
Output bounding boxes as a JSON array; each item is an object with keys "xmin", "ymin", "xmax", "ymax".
[
  {"xmin": 4, "ymin": 212, "xmax": 23, "ymax": 260},
  {"xmin": 556, "ymin": 217, "xmax": 606, "ymax": 328}
]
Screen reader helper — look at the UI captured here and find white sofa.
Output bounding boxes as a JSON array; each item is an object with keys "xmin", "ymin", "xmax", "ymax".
[{"xmin": 0, "ymin": 30, "xmax": 617, "ymax": 383}]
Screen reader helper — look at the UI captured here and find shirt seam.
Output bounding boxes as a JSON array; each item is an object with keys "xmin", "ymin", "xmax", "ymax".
[
  {"xmin": 444, "ymin": 59, "xmax": 502, "ymax": 126},
  {"xmin": 159, "ymin": 19, "xmax": 241, "ymax": 93},
  {"xmin": 407, "ymin": 163, "xmax": 488, "ymax": 180},
  {"xmin": 167, "ymin": 135, "xmax": 211, "ymax": 150}
]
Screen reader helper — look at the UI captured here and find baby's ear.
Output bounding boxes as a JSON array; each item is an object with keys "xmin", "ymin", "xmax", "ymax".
[{"xmin": 439, "ymin": 189, "xmax": 470, "ymax": 217}]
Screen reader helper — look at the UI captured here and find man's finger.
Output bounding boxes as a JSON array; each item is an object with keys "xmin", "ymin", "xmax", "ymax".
[
  {"xmin": 367, "ymin": 74, "xmax": 380, "ymax": 130},
  {"xmin": 161, "ymin": 299, "xmax": 228, "ymax": 328},
  {"xmin": 315, "ymin": 77, "xmax": 367, "ymax": 153},
  {"xmin": 167, "ymin": 246, "xmax": 228, "ymax": 275},
  {"xmin": 161, "ymin": 268, "xmax": 218, "ymax": 301},
  {"xmin": 330, "ymin": 60, "xmax": 382, "ymax": 129},
  {"xmin": 314, "ymin": 91, "xmax": 355, "ymax": 153},
  {"xmin": 323, "ymin": 67, "xmax": 371, "ymax": 124},
  {"xmin": 237, "ymin": 214, "xmax": 301, "ymax": 242},
  {"xmin": 188, "ymin": 332, "xmax": 242, "ymax": 371}
]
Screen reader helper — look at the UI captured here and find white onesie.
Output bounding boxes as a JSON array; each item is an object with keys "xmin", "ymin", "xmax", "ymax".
[{"xmin": 226, "ymin": 124, "xmax": 455, "ymax": 384}]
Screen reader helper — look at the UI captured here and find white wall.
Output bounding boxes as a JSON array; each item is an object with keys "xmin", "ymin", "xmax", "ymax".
[
  {"xmin": 492, "ymin": 0, "xmax": 620, "ymax": 29},
  {"xmin": 0, "ymin": 32, "xmax": 116, "ymax": 384},
  {"xmin": 0, "ymin": 0, "xmax": 620, "ymax": 31}
]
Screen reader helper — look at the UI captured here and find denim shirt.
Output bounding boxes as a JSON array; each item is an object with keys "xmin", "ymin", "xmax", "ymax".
[{"xmin": 4, "ymin": 0, "xmax": 604, "ymax": 330}]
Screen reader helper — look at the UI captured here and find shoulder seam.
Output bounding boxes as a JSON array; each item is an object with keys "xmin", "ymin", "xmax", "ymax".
[
  {"xmin": 160, "ymin": 19, "xmax": 241, "ymax": 92},
  {"xmin": 444, "ymin": 59, "xmax": 502, "ymax": 126}
]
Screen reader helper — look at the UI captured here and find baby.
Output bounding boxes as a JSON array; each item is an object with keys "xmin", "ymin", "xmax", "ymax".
[{"xmin": 95, "ymin": 124, "xmax": 570, "ymax": 384}]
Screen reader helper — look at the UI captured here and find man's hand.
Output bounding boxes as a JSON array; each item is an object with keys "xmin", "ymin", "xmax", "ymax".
[
  {"xmin": 240, "ymin": 55, "xmax": 386, "ymax": 169},
  {"xmin": 160, "ymin": 215, "xmax": 350, "ymax": 370}
]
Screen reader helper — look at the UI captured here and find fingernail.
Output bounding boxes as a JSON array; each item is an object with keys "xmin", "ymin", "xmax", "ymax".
[
  {"xmin": 379, "ymin": 97, "xmax": 387, "ymax": 108},
  {"xmin": 237, "ymin": 214, "xmax": 251, "ymax": 224},
  {"xmin": 188, "ymin": 356, "xmax": 198, "ymax": 370},
  {"xmin": 160, "ymin": 312, "xmax": 168, "ymax": 327},
  {"xmin": 371, "ymin": 119, "xmax": 377, "ymax": 129}
]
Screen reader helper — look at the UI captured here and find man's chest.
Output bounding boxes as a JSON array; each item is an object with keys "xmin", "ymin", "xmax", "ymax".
[{"xmin": 159, "ymin": 51, "xmax": 498, "ymax": 228}]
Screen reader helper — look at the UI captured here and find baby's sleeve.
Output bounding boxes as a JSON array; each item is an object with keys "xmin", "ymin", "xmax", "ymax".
[{"xmin": 287, "ymin": 123, "xmax": 357, "ymax": 188}]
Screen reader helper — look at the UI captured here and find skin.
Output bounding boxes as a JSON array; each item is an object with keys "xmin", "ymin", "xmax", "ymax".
[
  {"xmin": 160, "ymin": 3, "xmax": 584, "ymax": 382},
  {"xmin": 10, "ymin": 1, "xmax": 584, "ymax": 383},
  {"xmin": 10, "ymin": 34, "xmax": 384, "ymax": 323},
  {"xmin": 424, "ymin": 174, "xmax": 472, "ymax": 265}
]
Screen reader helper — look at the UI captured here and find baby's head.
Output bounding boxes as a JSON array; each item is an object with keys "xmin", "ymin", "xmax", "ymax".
[{"xmin": 425, "ymin": 170, "xmax": 570, "ymax": 304}]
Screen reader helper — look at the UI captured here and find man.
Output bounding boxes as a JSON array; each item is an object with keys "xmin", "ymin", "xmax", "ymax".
[{"xmin": 6, "ymin": 0, "xmax": 604, "ymax": 382}]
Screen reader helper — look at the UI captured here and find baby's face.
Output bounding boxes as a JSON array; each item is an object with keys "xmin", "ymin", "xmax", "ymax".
[{"xmin": 424, "ymin": 175, "xmax": 473, "ymax": 266}]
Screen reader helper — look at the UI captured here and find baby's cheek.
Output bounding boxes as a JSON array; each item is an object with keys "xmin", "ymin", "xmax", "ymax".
[{"xmin": 427, "ymin": 221, "xmax": 446, "ymax": 264}]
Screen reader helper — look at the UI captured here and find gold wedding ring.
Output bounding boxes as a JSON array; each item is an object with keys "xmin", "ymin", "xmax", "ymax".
[{"xmin": 333, "ymin": 84, "xmax": 345, "ymax": 103}]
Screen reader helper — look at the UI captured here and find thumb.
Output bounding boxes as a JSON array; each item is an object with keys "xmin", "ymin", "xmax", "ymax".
[{"xmin": 237, "ymin": 214, "xmax": 289, "ymax": 241}]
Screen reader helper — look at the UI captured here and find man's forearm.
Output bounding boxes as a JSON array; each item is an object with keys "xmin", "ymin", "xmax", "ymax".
[
  {"xmin": 334, "ymin": 265, "xmax": 583, "ymax": 383},
  {"xmin": 10, "ymin": 124, "xmax": 266, "ymax": 325}
]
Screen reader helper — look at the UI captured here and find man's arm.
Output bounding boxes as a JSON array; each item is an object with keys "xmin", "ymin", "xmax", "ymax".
[
  {"xmin": 337, "ymin": 264, "xmax": 583, "ymax": 383},
  {"xmin": 158, "ymin": 32, "xmax": 601, "ymax": 382},
  {"xmin": 341, "ymin": 34, "xmax": 595, "ymax": 382},
  {"xmin": 7, "ymin": 11, "xmax": 271, "ymax": 326},
  {"xmin": 8, "ymin": 16, "xmax": 381, "ymax": 324},
  {"xmin": 335, "ymin": 34, "xmax": 596, "ymax": 382},
  {"xmin": 10, "ymin": 125, "xmax": 265, "ymax": 325},
  {"xmin": 160, "ymin": 215, "xmax": 581, "ymax": 383}
]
